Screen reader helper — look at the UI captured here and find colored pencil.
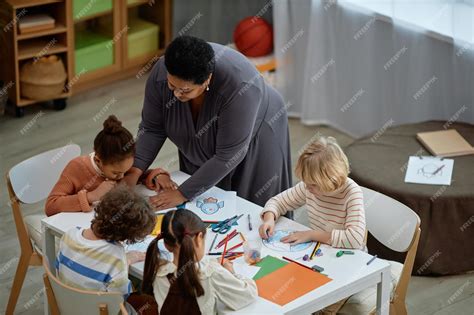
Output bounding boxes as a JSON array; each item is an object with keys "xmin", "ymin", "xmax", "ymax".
[
  {"xmin": 310, "ymin": 242, "xmax": 321, "ymax": 260},
  {"xmin": 220, "ymin": 234, "xmax": 229, "ymax": 265},
  {"xmin": 366, "ymin": 255, "xmax": 377, "ymax": 265},
  {"xmin": 207, "ymin": 251, "xmax": 244, "ymax": 256},
  {"xmin": 216, "ymin": 229, "xmax": 238, "ymax": 249},
  {"xmin": 228, "ymin": 253, "xmax": 244, "ymax": 261},
  {"xmin": 240, "ymin": 232, "xmax": 246, "ymax": 242},
  {"xmin": 208, "ymin": 233, "xmax": 219, "ymax": 254},
  {"xmin": 226, "ymin": 241, "xmax": 243, "ymax": 253},
  {"xmin": 282, "ymin": 256, "xmax": 313, "ymax": 270}
]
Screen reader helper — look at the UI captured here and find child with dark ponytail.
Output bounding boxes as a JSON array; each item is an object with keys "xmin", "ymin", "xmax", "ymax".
[
  {"xmin": 46, "ymin": 115, "xmax": 175, "ymax": 216},
  {"xmin": 141, "ymin": 209, "xmax": 257, "ymax": 314}
]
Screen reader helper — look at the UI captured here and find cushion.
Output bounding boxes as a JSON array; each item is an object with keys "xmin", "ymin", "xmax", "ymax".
[{"xmin": 24, "ymin": 213, "xmax": 45, "ymax": 251}]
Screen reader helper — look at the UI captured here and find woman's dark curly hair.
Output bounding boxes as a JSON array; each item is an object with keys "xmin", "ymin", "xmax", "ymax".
[
  {"xmin": 164, "ymin": 35, "xmax": 215, "ymax": 84},
  {"xmin": 91, "ymin": 185, "xmax": 156, "ymax": 244}
]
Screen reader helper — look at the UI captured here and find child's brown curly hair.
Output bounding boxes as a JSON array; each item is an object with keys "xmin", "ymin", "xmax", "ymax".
[{"xmin": 91, "ymin": 185, "xmax": 156, "ymax": 244}]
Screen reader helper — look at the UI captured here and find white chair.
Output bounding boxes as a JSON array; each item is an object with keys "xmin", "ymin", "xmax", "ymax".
[
  {"xmin": 5, "ymin": 144, "xmax": 81, "ymax": 315},
  {"xmin": 338, "ymin": 187, "xmax": 421, "ymax": 315},
  {"xmin": 43, "ymin": 260, "xmax": 128, "ymax": 315}
]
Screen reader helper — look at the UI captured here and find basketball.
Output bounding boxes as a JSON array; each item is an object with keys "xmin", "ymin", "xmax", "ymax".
[{"xmin": 233, "ymin": 16, "xmax": 273, "ymax": 57}]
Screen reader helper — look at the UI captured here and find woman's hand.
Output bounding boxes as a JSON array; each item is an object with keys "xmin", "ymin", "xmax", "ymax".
[
  {"xmin": 126, "ymin": 250, "xmax": 146, "ymax": 265},
  {"xmin": 259, "ymin": 211, "xmax": 276, "ymax": 239},
  {"xmin": 149, "ymin": 189, "xmax": 187, "ymax": 210},
  {"xmin": 144, "ymin": 169, "xmax": 176, "ymax": 191},
  {"xmin": 281, "ymin": 231, "xmax": 314, "ymax": 245}
]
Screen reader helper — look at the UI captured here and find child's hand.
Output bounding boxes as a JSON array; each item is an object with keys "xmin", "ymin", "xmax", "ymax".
[
  {"xmin": 281, "ymin": 231, "xmax": 314, "ymax": 245},
  {"xmin": 126, "ymin": 250, "xmax": 146, "ymax": 265},
  {"xmin": 259, "ymin": 212, "xmax": 276, "ymax": 239},
  {"xmin": 220, "ymin": 258, "xmax": 235, "ymax": 274},
  {"xmin": 87, "ymin": 180, "xmax": 116, "ymax": 203}
]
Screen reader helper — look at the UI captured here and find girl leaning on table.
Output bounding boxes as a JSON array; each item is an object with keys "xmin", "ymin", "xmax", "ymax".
[
  {"xmin": 136, "ymin": 209, "xmax": 258, "ymax": 315},
  {"xmin": 45, "ymin": 115, "xmax": 175, "ymax": 216},
  {"xmin": 259, "ymin": 136, "xmax": 367, "ymax": 314}
]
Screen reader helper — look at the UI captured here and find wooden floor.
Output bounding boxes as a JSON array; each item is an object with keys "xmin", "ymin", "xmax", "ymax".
[{"xmin": 0, "ymin": 75, "xmax": 473, "ymax": 314}]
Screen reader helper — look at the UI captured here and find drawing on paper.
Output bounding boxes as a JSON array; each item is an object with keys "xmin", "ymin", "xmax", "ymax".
[
  {"xmin": 196, "ymin": 197, "xmax": 224, "ymax": 215},
  {"xmin": 262, "ymin": 230, "xmax": 312, "ymax": 252},
  {"xmin": 417, "ymin": 163, "xmax": 443, "ymax": 178}
]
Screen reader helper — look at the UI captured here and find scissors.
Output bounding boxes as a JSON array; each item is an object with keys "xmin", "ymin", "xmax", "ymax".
[{"xmin": 211, "ymin": 214, "xmax": 243, "ymax": 234}]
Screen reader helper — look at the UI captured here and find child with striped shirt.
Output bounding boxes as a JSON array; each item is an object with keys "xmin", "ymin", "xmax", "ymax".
[
  {"xmin": 56, "ymin": 186, "xmax": 156, "ymax": 313},
  {"xmin": 259, "ymin": 136, "xmax": 366, "ymax": 249}
]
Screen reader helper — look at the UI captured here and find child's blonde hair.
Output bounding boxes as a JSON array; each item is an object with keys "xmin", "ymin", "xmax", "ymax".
[{"xmin": 295, "ymin": 136, "xmax": 350, "ymax": 193}]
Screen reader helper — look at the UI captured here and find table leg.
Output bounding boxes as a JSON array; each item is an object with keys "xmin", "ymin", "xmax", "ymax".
[
  {"xmin": 42, "ymin": 226, "xmax": 55, "ymax": 315},
  {"xmin": 376, "ymin": 268, "xmax": 390, "ymax": 315}
]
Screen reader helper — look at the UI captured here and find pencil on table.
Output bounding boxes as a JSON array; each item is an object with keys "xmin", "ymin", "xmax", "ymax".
[{"xmin": 220, "ymin": 234, "xmax": 229, "ymax": 265}]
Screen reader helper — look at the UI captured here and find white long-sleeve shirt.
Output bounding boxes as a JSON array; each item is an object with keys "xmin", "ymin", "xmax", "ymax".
[
  {"xmin": 262, "ymin": 178, "xmax": 366, "ymax": 249},
  {"xmin": 153, "ymin": 257, "xmax": 258, "ymax": 314}
]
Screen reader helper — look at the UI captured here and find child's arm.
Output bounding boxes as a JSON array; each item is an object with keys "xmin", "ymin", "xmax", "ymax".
[
  {"xmin": 331, "ymin": 189, "xmax": 366, "ymax": 249},
  {"xmin": 210, "ymin": 261, "xmax": 258, "ymax": 311},
  {"xmin": 45, "ymin": 162, "xmax": 93, "ymax": 216},
  {"xmin": 260, "ymin": 182, "xmax": 307, "ymax": 221}
]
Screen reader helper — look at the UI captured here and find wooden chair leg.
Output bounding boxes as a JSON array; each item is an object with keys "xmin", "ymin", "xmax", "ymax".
[
  {"xmin": 5, "ymin": 253, "xmax": 32, "ymax": 315},
  {"xmin": 391, "ymin": 300, "xmax": 408, "ymax": 315}
]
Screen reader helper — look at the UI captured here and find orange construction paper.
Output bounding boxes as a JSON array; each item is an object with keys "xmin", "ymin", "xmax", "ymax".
[{"xmin": 256, "ymin": 262, "xmax": 332, "ymax": 306}]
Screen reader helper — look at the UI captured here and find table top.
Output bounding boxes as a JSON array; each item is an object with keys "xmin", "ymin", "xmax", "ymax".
[
  {"xmin": 42, "ymin": 171, "xmax": 390, "ymax": 314},
  {"xmin": 346, "ymin": 121, "xmax": 474, "ymax": 199}
]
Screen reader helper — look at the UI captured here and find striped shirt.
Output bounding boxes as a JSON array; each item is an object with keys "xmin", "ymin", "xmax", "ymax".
[
  {"xmin": 262, "ymin": 178, "xmax": 366, "ymax": 249},
  {"xmin": 56, "ymin": 227, "xmax": 131, "ymax": 297}
]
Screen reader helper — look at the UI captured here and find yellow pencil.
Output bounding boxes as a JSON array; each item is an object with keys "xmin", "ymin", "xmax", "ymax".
[
  {"xmin": 240, "ymin": 232, "xmax": 246, "ymax": 242},
  {"xmin": 310, "ymin": 241, "xmax": 321, "ymax": 260}
]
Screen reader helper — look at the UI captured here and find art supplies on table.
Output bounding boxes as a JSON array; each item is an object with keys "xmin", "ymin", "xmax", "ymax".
[
  {"xmin": 186, "ymin": 187, "xmax": 237, "ymax": 221},
  {"xmin": 336, "ymin": 250, "xmax": 354, "ymax": 257},
  {"xmin": 255, "ymin": 260, "xmax": 332, "ymax": 306},
  {"xmin": 416, "ymin": 129, "xmax": 474, "ymax": 157},
  {"xmin": 151, "ymin": 214, "xmax": 164, "ymax": 236},
  {"xmin": 367, "ymin": 255, "xmax": 377, "ymax": 265},
  {"xmin": 233, "ymin": 263, "xmax": 261, "ymax": 279},
  {"xmin": 252, "ymin": 256, "xmax": 288, "ymax": 280},
  {"xmin": 211, "ymin": 214, "xmax": 243, "ymax": 234},
  {"xmin": 125, "ymin": 236, "xmax": 173, "ymax": 261},
  {"xmin": 243, "ymin": 238, "xmax": 262, "ymax": 264},
  {"xmin": 309, "ymin": 241, "xmax": 321, "ymax": 260},
  {"xmin": 247, "ymin": 214, "xmax": 253, "ymax": 230},
  {"xmin": 262, "ymin": 229, "xmax": 313, "ymax": 252},
  {"xmin": 404, "ymin": 156, "xmax": 454, "ymax": 185}
]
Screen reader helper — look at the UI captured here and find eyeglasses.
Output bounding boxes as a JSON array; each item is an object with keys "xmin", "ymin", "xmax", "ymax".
[{"xmin": 167, "ymin": 81, "xmax": 207, "ymax": 95}]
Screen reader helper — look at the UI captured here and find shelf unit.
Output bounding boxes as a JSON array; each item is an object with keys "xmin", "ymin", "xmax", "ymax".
[
  {"xmin": 0, "ymin": 0, "xmax": 73, "ymax": 112},
  {"xmin": 0, "ymin": 0, "xmax": 172, "ymax": 116}
]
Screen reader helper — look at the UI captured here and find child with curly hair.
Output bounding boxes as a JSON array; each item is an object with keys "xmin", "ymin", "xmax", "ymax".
[{"xmin": 56, "ymin": 186, "xmax": 156, "ymax": 313}]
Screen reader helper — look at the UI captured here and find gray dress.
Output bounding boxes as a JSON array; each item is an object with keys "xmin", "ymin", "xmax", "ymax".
[{"xmin": 134, "ymin": 43, "xmax": 292, "ymax": 206}]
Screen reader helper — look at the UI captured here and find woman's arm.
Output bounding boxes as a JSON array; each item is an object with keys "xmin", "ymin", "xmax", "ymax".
[{"xmin": 125, "ymin": 64, "xmax": 168, "ymax": 186}]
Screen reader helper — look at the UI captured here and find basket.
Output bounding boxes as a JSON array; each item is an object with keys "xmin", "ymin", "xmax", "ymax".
[{"xmin": 20, "ymin": 55, "xmax": 67, "ymax": 100}]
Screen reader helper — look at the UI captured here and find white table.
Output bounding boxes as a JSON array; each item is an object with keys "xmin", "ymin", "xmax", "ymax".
[{"xmin": 42, "ymin": 171, "xmax": 390, "ymax": 315}]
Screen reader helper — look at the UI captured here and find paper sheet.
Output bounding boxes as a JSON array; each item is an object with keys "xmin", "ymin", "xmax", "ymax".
[
  {"xmin": 186, "ymin": 188, "xmax": 237, "ymax": 222},
  {"xmin": 233, "ymin": 263, "xmax": 261, "ymax": 279},
  {"xmin": 404, "ymin": 156, "xmax": 454, "ymax": 185}
]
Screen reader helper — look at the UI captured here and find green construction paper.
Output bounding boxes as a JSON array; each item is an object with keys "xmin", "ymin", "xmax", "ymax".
[{"xmin": 252, "ymin": 255, "xmax": 288, "ymax": 280}]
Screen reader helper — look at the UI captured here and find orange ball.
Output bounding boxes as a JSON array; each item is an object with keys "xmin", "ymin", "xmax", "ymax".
[{"xmin": 234, "ymin": 17, "xmax": 273, "ymax": 57}]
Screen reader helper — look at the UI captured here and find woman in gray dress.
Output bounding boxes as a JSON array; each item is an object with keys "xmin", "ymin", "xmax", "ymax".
[{"xmin": 124, "ymin": 36, "xmax": 292, "ymax": 209}]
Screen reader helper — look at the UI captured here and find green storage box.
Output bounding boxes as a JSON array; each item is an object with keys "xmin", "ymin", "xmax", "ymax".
[
  {"xmin": 75, "ymin": 30, "xmax": 113, "ymax": 74},
  {"xmin": 73, "ymin": 0, "xmax": 112, "ymax": 21},
  {"xmin": 128, "ymin": 18, "xmax": 159, "ymax": 59}
]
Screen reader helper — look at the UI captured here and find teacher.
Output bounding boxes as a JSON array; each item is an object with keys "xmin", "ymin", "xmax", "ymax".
[{"xmin": 125, "ymin": 36, "xmax": 292, "ymax": 209}]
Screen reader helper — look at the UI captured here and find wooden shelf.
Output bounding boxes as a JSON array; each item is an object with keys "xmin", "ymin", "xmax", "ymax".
[
  {"xmin": 18, "ymin": 91, "xmax": 70, "ymax": 107},
  {"xmin": 7, "ymin": 0, "xmax": 63, "ymax": 9},
  {"xmin": 74, "ymin": 10, "xmax": 113, "ymax": 23},
  {"xmin": 127, "ymin": 0, "xmax": 149, "ymax": 8},
  {"xmin": 17, "ymin": 23, "xmax": 67, "ymax": 40},
  {"xmin": 18, "ymin": 38, "xmax": 68, "ymax": 60}
]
